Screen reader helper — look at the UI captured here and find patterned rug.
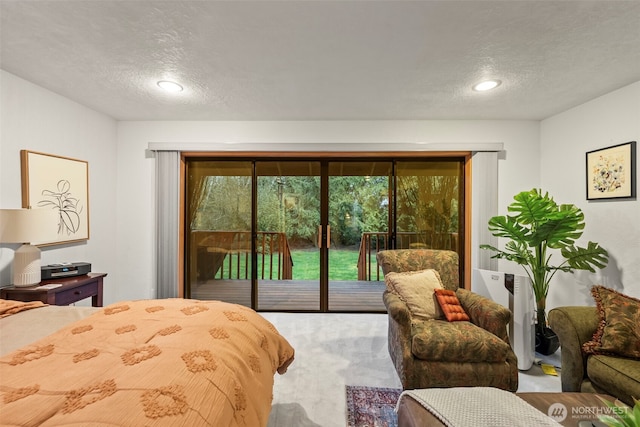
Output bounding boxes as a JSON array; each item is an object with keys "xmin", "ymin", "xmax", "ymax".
[{"xmin": 346, "ymin": 385, "xmax": 403, "ymax": 427}]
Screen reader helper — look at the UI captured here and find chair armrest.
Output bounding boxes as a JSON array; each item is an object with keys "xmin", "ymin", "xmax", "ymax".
[
  {"xmin": 548, "ymin": 306, "xmax": 598, "ymax": 392},
  {"xmin": 383, "ymin": 289, "xmax": 415, "ymax": 387},
  {"xmin": 383, "ymin": 289, "xmax": 411, "ymax": 327},
  {"xmin": 456, "ymin": 289, "xmax": 511, "ymax": 342}
]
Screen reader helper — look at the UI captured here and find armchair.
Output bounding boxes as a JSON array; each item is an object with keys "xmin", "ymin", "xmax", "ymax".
[
  {"xmin": 548, "ymin": 306, "xmax": 640, "ymax": 406},
  {"xmin": 377, "ymin": 249, "xmax": 518, "ymax": 391}
]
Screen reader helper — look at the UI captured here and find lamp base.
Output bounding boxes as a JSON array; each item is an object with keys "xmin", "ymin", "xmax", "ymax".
[{"xmin": 13, "ymin": 244, "xmax": 42, "ymax": 287}]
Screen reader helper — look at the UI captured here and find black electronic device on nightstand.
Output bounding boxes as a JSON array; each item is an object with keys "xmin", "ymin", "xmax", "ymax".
[{"xmin": 41, "ymin": 262, "xmax": 91, "ymax": 280}]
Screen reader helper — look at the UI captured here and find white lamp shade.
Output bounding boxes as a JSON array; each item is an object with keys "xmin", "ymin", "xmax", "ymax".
[
  {"xmin": 0, "ymin": 208, "xmax": 59, "ymax": 244},
  {"xmin": 1, "ymin": 209, "xmax": 59, "ymax": 286}
]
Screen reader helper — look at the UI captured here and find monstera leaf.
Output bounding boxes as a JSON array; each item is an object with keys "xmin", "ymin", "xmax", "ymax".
[{"xmin": 480, "ymin": 189, "xmax": 609, "ymax": 318}]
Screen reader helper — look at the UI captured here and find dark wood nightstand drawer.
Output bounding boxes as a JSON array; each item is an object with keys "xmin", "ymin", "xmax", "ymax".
[
  {"xmin": 54, "ymin": 281, "xmax": 99, "ymax": 305},
  {"xmin": 1, "ymin": 273, "xmax": 107, "ymax": 307}
]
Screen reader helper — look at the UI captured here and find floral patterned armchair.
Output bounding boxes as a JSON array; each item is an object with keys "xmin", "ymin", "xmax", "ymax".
[{"xmin": 377, "ymin": 249, "xmax": 518, "ymax": 391}]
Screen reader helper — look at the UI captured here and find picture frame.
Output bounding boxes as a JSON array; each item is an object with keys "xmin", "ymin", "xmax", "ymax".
[
  {"xmin": 586, "ymin": 141, "xmax": 636, "ymax": 200},
  {"xmin": 21, "ymin": 150, "xmax": 90, "ymax": 245}
]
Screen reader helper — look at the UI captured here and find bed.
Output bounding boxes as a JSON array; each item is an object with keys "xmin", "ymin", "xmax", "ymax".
[{"xmin": 0, "ymin": 298, "xmax": 295, "ymax": 426}]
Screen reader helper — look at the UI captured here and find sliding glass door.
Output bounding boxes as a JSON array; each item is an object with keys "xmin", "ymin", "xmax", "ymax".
[
  {"xmin": 395, "ymin": 160, "xmax": 463, "ymax": 253},
  {"xmin": 184, "ymin": 155, "xmax": 465, "ymax": 312},
  {"xmin": 255, "ymin": 161, "xmax": 322, "ymax": 310},
  {"xmin": 186, "ymin": 161, "xmax": 253, "ymax": 306},
  {"xmin": 327, "ymin": 161, "xmax": 391, "ymax": 311}
]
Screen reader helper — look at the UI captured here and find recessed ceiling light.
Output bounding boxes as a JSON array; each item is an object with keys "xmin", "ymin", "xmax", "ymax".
[
  {"xmin": 473, "ymin": 80, "xmax": 502, "ymax": 92},
  {"xmin": 157, "ymin": 80, "xmax": 183, "ymax": 92}
]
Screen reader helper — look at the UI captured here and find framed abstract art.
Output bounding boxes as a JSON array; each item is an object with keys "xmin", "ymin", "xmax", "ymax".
[{"xmin": 586, "ymin": 141, "xmax": 636, "ymax": 200}]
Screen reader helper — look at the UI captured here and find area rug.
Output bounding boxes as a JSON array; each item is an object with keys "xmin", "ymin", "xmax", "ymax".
[{"xmin": 346, "ymin": 385, "xmax": 403, "ymax": 427}]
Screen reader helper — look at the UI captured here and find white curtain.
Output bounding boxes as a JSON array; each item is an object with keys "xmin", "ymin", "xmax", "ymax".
[
  {"xmin": 471, "ymin": 151, "xmax": 499, "ymax": 271},
  {"xmin": 155, "ymin": 151, "xmax": 180, "ymax": 298}
]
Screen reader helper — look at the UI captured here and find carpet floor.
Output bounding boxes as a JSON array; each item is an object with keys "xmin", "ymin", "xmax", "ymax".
[{"xmin": 263, "ymin": 312, "xmax": 561, "ymax": 427}]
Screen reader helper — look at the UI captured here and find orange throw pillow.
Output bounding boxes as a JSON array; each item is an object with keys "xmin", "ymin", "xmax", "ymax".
[{"xmin": 434, "ymin": 289, "xmax": 470, "ymax": 322}]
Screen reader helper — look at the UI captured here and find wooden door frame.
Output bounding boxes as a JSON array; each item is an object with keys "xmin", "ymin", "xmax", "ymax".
[{"xmin": 179, "ymin": 151, "xmax": 473, "ymax": 304}]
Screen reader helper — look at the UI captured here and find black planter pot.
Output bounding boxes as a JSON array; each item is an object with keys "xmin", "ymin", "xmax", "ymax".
[{"xmin": 535, "ymin": 326, "xmax": 560, "ymax": 355}]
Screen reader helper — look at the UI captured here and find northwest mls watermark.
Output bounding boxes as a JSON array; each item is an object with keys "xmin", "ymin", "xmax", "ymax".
[{"xmin": 547, "ymin": 402, "xmax": 630, "ymax": 422}]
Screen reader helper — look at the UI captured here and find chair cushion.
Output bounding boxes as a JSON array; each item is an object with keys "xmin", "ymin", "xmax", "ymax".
[
  {"xmin": 376, "ymin": 249, "xmax": 460, "ymax": 291},
  {"xmin": 434, "ymin": 289, "xmax": 470, "ymax": 322},
  {"xmin": 583, "ymin": 286, "xmax": 640, "ymax": 360},
  {"xmin": 384, "ymin": 269, "xmax": 444, "ymax": 320},
  {"xmin": 587, "ymin": 354, "xmax": 640, "ymax": 406},
  {"xmin": 411, "ymin": 320, "xmax": 511, "ymax": 362}
]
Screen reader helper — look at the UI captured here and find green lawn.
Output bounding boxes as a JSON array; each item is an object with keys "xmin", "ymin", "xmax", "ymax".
[
  {"xmin": 291, "ymin": 249, "xmax": 360, "ymax": 280},
  {"xmin": 218, "ymin": 249, "xmax": 362, "ymax": 280}
]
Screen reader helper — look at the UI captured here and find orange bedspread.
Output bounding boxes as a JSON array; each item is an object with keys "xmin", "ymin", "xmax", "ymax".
[
  {"xmin": 0, "ymin": 298, "xmax": 295, "ymax": 426},
  {"xmin": 0, "ymin": 299, "xmax": 46, "ymax": 318}
]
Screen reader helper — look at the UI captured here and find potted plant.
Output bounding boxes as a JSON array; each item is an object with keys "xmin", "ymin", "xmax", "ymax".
[
  {"xmin": 597, "ymin": 397, "xmax": 639, "ymax": 427},
  {"xmin": 480, "ymin": 188, "xmax": 609, "ymax": 355}
]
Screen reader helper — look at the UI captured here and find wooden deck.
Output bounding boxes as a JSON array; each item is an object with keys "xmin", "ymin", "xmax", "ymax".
[{"xmin": 190, "ymin": 279, "xmax": 387, "ymax": 312}]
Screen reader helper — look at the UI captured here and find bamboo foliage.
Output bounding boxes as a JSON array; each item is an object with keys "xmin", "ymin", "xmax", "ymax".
[{"xmin": 397, "ymin": 174, "xmax": 459, "ymax": 249}]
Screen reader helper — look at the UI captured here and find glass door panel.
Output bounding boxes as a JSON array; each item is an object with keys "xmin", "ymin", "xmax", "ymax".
[
  {"xmin": 184, "ymin": 156, "xmax": 466, "ymax": 311},
  {"xmin": 256, "ymin": 161, "xmax": 321, "ymax": 310},
  {"xmin": 395, "ymin": 160, "xmax": 463, "ymax": 253},
  {"xmin": 186, "ymin": 161, "xmax": 253, "ymax": 307},
  {"xmin": 327, "ymin": 161, "xmax": 391, "ymax": 312}
]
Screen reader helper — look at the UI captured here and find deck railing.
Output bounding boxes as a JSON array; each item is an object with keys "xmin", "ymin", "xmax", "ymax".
[
  {"xmin": 357, "ymin": 231, "xmax": 459, "ymax": 280},
  {"xmin": 192, "ymin": 231, "xmax": 293, "ymax": 281},
  {"xmin": 357, "ymin": 232, "xmax": 389, "ymax": 281},
  {"xmin": 193, "ymin": 230, "xmax": 457, "ymax": 283}
]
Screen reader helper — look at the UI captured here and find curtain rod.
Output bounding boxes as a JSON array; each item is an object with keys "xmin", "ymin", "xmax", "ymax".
[{"xmin": 147, "ymin": 142, "xmax": 504, "ymax": 152}]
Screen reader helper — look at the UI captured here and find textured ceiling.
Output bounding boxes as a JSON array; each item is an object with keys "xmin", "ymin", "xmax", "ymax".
[{"xmin": 1, "ymin": 1, "xmax": 639, "ymax": 121}]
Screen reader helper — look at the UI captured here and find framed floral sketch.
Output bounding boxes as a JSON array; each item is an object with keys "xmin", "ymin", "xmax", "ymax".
[
  {"xmin": 586, "ymin": 141, "xmax": 636, "ymax": 200},
  {"xmin": 21, "ymin": 150, "xmax": 90, "ymax": 245}
]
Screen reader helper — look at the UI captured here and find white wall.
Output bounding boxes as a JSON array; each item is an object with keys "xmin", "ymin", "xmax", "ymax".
[
  {"xmin": 0, "ymin": 71, "xmax": 119, "ymax": 304},
  {"xmin": 117, "ymin": 120, "xmax": 540, "ymax": 302},
  {"xmin": 4, "ymin": 69, "xmax": 637, "ymax": 308},
  {"xmin": 541, "ymin": 81, "xmax": 640, "ymax": 308}
]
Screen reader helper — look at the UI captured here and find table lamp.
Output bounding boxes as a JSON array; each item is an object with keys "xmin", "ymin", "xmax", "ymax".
[{"xmin": 0, "ymin": 208, "xmax": 59, "ymax": 287}]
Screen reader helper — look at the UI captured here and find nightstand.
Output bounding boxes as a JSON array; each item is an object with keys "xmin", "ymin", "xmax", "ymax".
[{"xmin": 0, "ymin": 273, "xmax": 107, "ymax": 307}]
